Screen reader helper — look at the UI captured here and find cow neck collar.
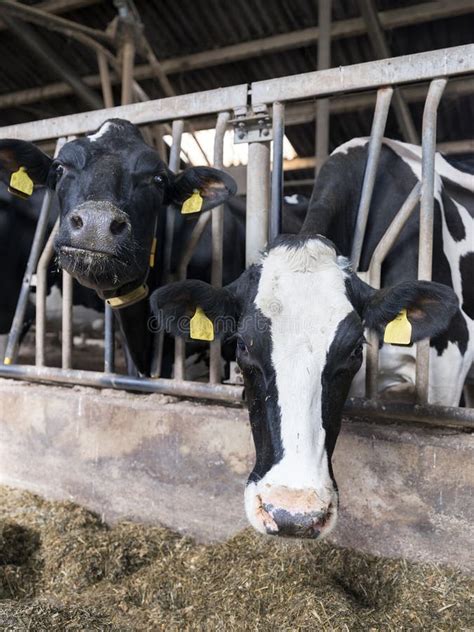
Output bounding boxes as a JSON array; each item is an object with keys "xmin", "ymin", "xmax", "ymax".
[{"xmin": 101, "ymin": 216, "xmax": 158, "ymax": 310}]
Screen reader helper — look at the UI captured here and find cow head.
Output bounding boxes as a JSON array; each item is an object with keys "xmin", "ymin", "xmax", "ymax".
[
  {"xmin": 150, "ymin": 234, "xmax": 458, "ymax": 539},
  {"xmin": 0, "ymin": 119, "xmax": 236, "ymax": 299}
]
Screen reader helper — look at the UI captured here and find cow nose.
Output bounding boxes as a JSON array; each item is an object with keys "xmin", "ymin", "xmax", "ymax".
[
  {"xmin": 68, "ymin": 208, "xmax": 128, "ymax": 237},
  {"xmin": 262, "ymin": 504, "xmax": 329, "ymax": 537}
]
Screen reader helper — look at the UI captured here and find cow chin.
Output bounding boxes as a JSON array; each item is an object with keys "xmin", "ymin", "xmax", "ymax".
[
  {"xmin": 244, "ymin": 481, "xmax": 338, "ymax": 540},
  {"xmin": 57, "ymin": 246, "xmax": 137, "ymax": 291}
]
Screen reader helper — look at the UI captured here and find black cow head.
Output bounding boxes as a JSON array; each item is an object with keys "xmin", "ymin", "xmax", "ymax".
[
  {"xmin": 150, "ymin": 234, "xmax": 458, "ymax": 539},
  {"xmin": 0, "ymin": 119, "xmax": 236, "ymax": 299}
]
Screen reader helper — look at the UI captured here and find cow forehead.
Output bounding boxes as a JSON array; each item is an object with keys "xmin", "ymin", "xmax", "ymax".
[{"xmin": 255, "ymin": 239, "xmax": 353, "ymax": 337}]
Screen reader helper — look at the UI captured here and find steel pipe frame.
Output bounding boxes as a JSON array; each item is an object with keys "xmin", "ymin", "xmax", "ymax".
[
  {"xmin": 246, "ymin": 141, "xmax": 270, "ymax": 266},
  {"xmin": 269, "ymin": 102, "xmax": 285, "ymax": 243},
  {"xmin": 315, "ymin": 0, "xmax": 332, "ymax": 172},
  {"xmin": 365, "ymin": 183, "xmax": 422, "ymax": 398},
  {"xmin": 351, "ymin": 87, "xmax": 393, "ymax": 270},
  {"xmin": 35, "ymin": 219, "xmax": 59, "ymax": 367},
  {"xmin": 416, "ymin": 78, "xmax": 448, "ymax": 404}
]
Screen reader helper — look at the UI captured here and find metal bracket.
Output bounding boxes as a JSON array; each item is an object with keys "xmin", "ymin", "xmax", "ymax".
[{"xmin": 231, "ymin": 105, "xmax": 272, "ymax": 144}]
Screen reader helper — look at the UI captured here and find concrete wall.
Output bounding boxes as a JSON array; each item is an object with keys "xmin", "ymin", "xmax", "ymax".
[{"xmin": 0, "ymin": 378, "xmax": 472, "ymax": 571}]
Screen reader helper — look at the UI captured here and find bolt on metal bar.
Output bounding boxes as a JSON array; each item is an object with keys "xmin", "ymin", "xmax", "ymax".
[
  {"xmin": 416, "ymin": 78, "xmax": 447, "ymax": 404},
  {"xmin": 151, "ymin": 120, "xmax": 184, "ymax": 378},
  {"xmin": 210, "ymin": 111, "xmax": 231, "ymax": 384},
  {"xmin": 350, "ymin": 86, "xmax": 393, "ymax": 270},
  {"xmin": 269, "ymin": 102, "xmax": 285, "ymax": 243},
  {"xmin": 315, "ymin": 0, "xmax": 332, "ymax": 172},
  {"xmin": 246, "ymin": 141, "xmax": 270, "ymax": 266},
  {"xmin": 365, "ymin": 182, "xmax": 421, "ymax": 398},
  {"xmin": 61, "ymin": 272, "xmax": 73, "ymax": 369}
]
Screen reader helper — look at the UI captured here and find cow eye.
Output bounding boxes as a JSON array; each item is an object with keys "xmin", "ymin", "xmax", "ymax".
[
  {"xmin": 153, "ymin": 174, "xmax": 164, "ymax": 185},
  {"xmin": 55, "ymin": 163, "xmax": 65, "ymax": 178},
  {"xmin": 236, "ymin": 336, "xmax": 248, "ymax": 355}
]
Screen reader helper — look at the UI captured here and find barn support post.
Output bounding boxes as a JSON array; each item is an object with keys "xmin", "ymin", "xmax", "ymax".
[
  {"xmin": 270, "ymin": 102, "xmax": 285, "ymax": 242},
  {"xmin": 350, "ymin": 86, "xmax": 393, "ymax": 270},
  {"xmin": 416, "ymin": 77, "xmax": 447, "ymax": 403},
  {"xmin": 246, "ymin": 132, "xmax": 270, "ymax": 266},
  {"xmin": 365, "ymin": 182, "xmax": 422, "ymax": 398},
  {"xmin": 315, "ymin": 0, "xmax": 332, "ymax": 172},
  {"xmin": 210, "ymin": 111, "xmax": 231, "ymax": 384}
]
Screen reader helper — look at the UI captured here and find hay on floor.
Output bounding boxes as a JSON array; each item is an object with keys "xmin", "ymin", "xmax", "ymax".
[{"xmin": 0, "ymin": 486, "xmax": 472, "ymax": 631}]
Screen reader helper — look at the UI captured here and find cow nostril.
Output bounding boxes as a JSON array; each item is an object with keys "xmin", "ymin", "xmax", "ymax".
[
  {"xmin": 70, "ymin": 214, "xmax": 83, "ymax": 230},
  {"xmin": 110, "ymin": 219, "xmax": 127, "ymax": 235}
]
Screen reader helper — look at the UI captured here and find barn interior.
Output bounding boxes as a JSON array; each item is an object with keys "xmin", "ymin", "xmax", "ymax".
[{"xmin": 0, "ymin": 1, "xmax": 473, "ymax": 629}]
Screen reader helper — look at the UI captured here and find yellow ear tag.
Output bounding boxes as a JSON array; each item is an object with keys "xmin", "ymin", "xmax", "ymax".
[
  {"xmin": 9, "ymin": 166, "xmax": 34, "ymax": 199},
  {"xmin": 384, "ymin": 308, "xmax": 412, "ymax": 345},
  {"xmin": 181, "ymin": 189, "xmax": 203, "ymax": 214},
  {"xmin": 149, "ymin": 237, "xmax": 157, "ymax": 268},
  {"xmin": 190, "ymin": 306, "xmax": 214, "ymax": 341}
]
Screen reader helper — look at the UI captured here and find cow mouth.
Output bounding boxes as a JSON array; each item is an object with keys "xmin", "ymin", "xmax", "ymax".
[{"xmin": 58, "ymin": 245, "xmax": 133, "ymax": 290}]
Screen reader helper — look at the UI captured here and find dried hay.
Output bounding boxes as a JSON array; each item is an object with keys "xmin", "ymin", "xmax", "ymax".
[{"xmin": 0, "ymin": 486, "xmax": 472, "ymax": 631}]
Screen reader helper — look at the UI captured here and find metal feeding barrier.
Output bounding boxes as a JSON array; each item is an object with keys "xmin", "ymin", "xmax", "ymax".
[{"xmin": 0, "ymin": 44, "xmax": 473, "ymax": 428}]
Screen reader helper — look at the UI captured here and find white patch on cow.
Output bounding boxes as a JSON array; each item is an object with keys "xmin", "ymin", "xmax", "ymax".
[
  {"xmin": 254, "ymin": 239, "xmax": 352, "ymax": 496},
  {"xmin": 331, "ymin": 137, "xmax": 369, "ymax": 156},
  {"xmin": 284, "ymin": 194, "xmax": 300, "ymax": 205},
  {"xmin": 88, "ymin": 121, "xmax": 115, "ymax": 142}
]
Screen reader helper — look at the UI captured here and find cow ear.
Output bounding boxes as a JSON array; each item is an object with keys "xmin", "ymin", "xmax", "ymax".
[
  {"xmin": 166, "ymin": 166, "xmax": 237, "ymax": 213},
  {"xmin": 149, "ymin": 280, "xmax": 239, "ymax": 341},
  {"xmin": 362, "ymin": 280, "xmax": 459, "ymax": 343},
  {"xmin": 0, "ymin": 139, "xmax": 53, "ymax": 187}
]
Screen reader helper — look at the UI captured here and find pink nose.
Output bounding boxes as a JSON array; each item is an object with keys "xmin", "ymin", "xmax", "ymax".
[{"xmin": 255, "ymin": 486, "xmax": 334, "ymax": 538}]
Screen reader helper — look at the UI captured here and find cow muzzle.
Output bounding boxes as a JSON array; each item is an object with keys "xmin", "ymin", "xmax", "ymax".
[{"xmin": 245, "ymin": 483, "xmax": 338, "ymax": 539}]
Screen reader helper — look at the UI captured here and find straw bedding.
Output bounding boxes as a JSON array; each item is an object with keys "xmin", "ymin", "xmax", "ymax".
[{"xmin": 0, "ymin": 486, "xmax": 472, "ymax": 631}]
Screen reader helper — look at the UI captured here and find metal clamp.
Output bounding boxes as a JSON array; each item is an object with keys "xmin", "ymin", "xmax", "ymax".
[{"xmin": 232, "ymin": 105, "xmax": 273, "ymax": 144}]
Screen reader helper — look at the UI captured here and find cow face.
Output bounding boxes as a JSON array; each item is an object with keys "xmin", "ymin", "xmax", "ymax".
[
  {"xmin": 0, "ymin": 119, "xmax": 236, "ymax": 297},
  {"xmin": 150, "ymin": 235, "xmax": 458, "ymax": 539}
]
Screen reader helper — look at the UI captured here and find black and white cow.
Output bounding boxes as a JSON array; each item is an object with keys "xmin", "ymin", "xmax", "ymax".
[
  {"xmin": 150, "ymin": 138, "xmax": 471, "ymax": 538},
  {"xmin": 0, "ymin": 119, "xmax": 237, "ymax": 374}
]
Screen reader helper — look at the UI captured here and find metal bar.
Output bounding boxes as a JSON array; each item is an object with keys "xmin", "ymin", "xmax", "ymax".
[
  {"xmin": 151, "ymin": 120, "xmax": 184, "ymax": 378},
  {"xmin": 97, "ymin": 51, "xmax": 114, "ymax": 108},
  {"xmin": 269, "ymin": 102, "xmax": 285, "ymax": 242},
  {"xmin": 365, "ymin": 182, "xmax": 421, "ymax": 398},
  {"xmin": 416, "ymin": 78, "xmax": 447, "ymax": 403},
  {"xmin": 0, "ymin": 84, "xmax": 249, "ymax": 142},
  {"xmin": 1, "ymin": 14, "xmax": 102, "ymax": 111},
  {"xmin": 0, "ymin": 0, "xmax": 105, "ymax": 32},
  {"xmin": 251, "ymin": 45, "xmax": 473, "ymax": 105},
  {"xmin": 358, "ymin": 0, "xmax": 418, "ymax": 144},
  {"xmin": 246, "ymin": 142, "xmax": 270, "ymax": 266},
  {"xmin": 350, "ymin": 87, "xmax": 393, "ymax": 270},
  {"xmin": 210, "ymin": 111, "xmax": 231, "ymax": 384},
  {"xmin": 104, "ymin": 304, "xmax": 115, "ymax": 373},
  {"xmin": 121, "ymin": 37, "xmax": 135, "ymax": 106},
  {"xmin": 315, "ymin": 0, "xmax": 332, "ymax": 172},
  {"xmin": 61, "ymin": 272, "xmax": 73, "ymax": 369},
  {"xmin": 0, "ymin": 364, "xmax": 244, "ymax": 404},
  {"xmin": 344, "ymin": 397, "xmax": 474, "ymax": 431},
  {"xmin": 35, "ymin": 219, "xmax": 59, "ymax": 367}
]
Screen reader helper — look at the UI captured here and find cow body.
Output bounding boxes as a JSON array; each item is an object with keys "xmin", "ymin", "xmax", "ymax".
[
  {"xmin": 151, "ymin": 137, "xmax": 467, "ymax": 538},
  {"xmin": 303, "ymin": 138, "xmax": 473, "ymax": 405}
]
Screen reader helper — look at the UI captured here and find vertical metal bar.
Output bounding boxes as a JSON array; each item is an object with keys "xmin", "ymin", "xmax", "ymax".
[
  {"xmin": 97, "ymin": 51, "xmax": 114, "ymax": 109},
  {"xmin": 246, "ymin": 142, "xmax": 270, "ymax": 266},
  {"xmin": 36, "ymin": 219, "xmax": 59, "ymax": 366},
  {"xmin": 350, "ymin": 87, "xmax": 394, "ymax": 270},
  {"xmin": 61, "ymin": 272, "xmax": 73, "ymax": 369},
  {"xmin": 270, "ymin": 102, "xmax": 285, "ymax": 243},
  {"xmin": 4, "ymin": 136, "xmax": 67, "ymax": 365},
  {"xmin": 104, "ymin": 304, "xmax": 115, "ymax": 373},
  {"xmin": 365, "ymin": 183, "xmax": 421, "ymax": 398},
  {"xmin": 210, "ymin": 111, "xmax": 230, "ymax": 384},
  {"xmin": 151, "ymin": 120, "xmax": 184, "ymax": 378},
  {"xmin": 416, "ymin": 78, "xmax": 447, "ymax": 403},
  {"xmin": 315, "ymin": 0, "xmax": 332, "ymax": 173},
  {"xmin": 121, "ymin": 38, "xmax": 135, "ymax": 106}
]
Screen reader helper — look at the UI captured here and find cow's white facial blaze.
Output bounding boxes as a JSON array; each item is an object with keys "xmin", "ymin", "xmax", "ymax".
[{"xmin": 247, "ymin": 239, "xmax": 352, "ymax": 537}]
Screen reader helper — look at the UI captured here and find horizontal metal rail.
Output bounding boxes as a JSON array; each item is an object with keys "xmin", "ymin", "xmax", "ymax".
[
  {"xmin": 251, "ymin": 45, "xmax": 474, "ymax": 105},
  {"xmin": 0, "ymin": 84, "xmax": 249, "ymax": 141},
  {"xmin": 0, "ymin": 364, "xmax": 244, "ymax": 404}
]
